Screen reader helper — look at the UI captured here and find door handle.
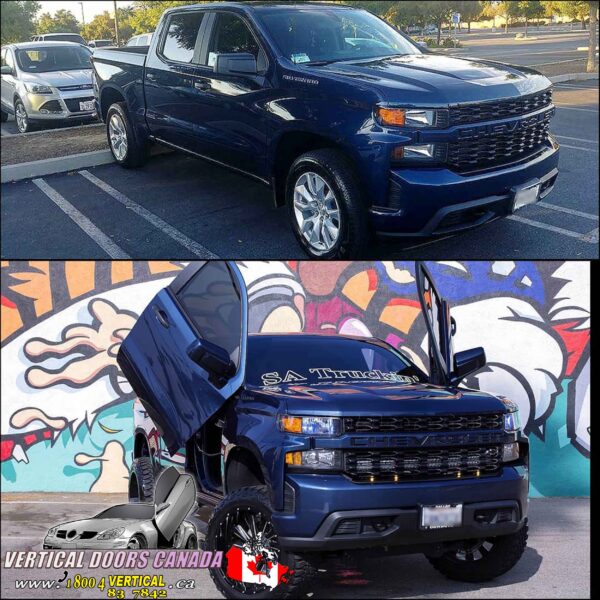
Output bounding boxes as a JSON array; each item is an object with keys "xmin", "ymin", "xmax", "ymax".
[
  {"xmin": 154, "ymin": 307, "xmax": 170, "ymax": 328},
  {"xmin": 194, "ymin": 81, "xmax": 210, "ymax": 91}
]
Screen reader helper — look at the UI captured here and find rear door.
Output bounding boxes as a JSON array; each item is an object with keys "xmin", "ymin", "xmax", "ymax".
[
  {"xmin": 154, "ymin": 467, "xmax": 196, "ymax": 541},
  {"xmin": 416, "ymin": 262, "xmax": 454, "ymax": 386},
  {"xmin": 118, "ymin": 261, "xmax": 248, "ymax": 455}
]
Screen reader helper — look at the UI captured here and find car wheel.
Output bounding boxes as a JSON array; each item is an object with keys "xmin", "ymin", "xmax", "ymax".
[
  {"xmin": 205, "ymin": 485, "xmax": 317, "ymax": 599},
  {"xmin": 14, "ymin": 99, "xmax": 34, "ymax": 133},
  {"xmin": 127, "ymin": 534, "xmax": 147, "ymax": 550},
  {"xmin": 106, "ymin": 102, "xmax": 148, "ymax": 168},
  {"xmin": 286, "ymin": 148, "xmax": 371, "ymax": 259},
  {"xmin": 427, "ymin": 524, "xmax": 528, "ymax": 582},
  {"xmin": 0, "ymin": 109, "xmax": 7, "ymax": 123},
  {"xmin": 186, "ymin": 535, "xmax": 197, "ymax": 549},
  {"xmin": 129, "ymin": 456, "xmax": 155, "ymax": 502}
]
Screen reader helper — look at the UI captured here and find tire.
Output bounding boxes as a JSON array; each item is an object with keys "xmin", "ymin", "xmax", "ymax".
[
  {"xmin": 205, "ymin": 485, "xmax": 317, "ymax": 599},
  {"xmin": 14, "ymin": 98, "xmax": 35, "ymax": 133},
  {"xmin": 127, "ymin": 534, "xmax": 148, "ymax": 550},
  {"xmin": 0, "ymin": 110, "xmax": 7, "ymax": 123},
  {"xmin": 286, "ymin": 148, "xmax": 371, "ymax": 259},
  {"xmin": 129, "ymin": 456, "xmax": 155, "ymax": 502},
  {"xmin": 186, "ymin": 535, "xmax": 198, "ymax": 549},
  {"xmin": 427, "ymin": 524, "xmax": 528, "ymax": 582},
  {"xmin": 106, "ymin": 102, "xmax": 148, "ymax": 168}
]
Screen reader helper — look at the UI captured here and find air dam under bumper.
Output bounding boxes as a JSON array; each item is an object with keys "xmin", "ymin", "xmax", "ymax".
[
  {"xmin": 371, "ymin": 141, "xmax": 559, "ymax": 236},
  {"xmin": 274, "ymin": 466, "xmax": 528, "ymax": 552}
]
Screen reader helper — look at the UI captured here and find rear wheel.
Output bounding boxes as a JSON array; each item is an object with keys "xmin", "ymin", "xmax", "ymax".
[
  {"xmin": 205, "ymin": 486, "xmax": 316, "ymax": 599},
  {"xmin": 106, "ymin": 102, "xmax": 148, "ymax": 168},
  {"xmin": 186, "ymin": 535, "xmax": 198, "ymax": 549},
  {"xmin": 129, "ymin": 456, "xmax": 155, "ymax": 502},
  {"xmin": 427, "ymin": 524, "xmax": 528, "ymax": 582}
]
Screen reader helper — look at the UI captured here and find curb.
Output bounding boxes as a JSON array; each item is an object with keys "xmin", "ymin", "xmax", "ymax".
[
  {"xmin": 1, "ymin": 149, "xmax": 114, "ymax": 184},
  {"xmin": 549, "ymin": 72, "xmax": 599, "ymax": 83}
]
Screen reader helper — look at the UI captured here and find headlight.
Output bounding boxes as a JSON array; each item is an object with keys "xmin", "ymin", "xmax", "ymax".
[
  {"xmin": 46, "ymin": 527, "xmax": 57, "ymax": 537},
  {"xmin": 393, "ymin": 144, "xmax": 436, "ymax": 161},
  {"xmin": 500, "ymin": 398, "xmax": 521, "ymax": 432},
  {"xmin": 286, "ymin": 449, "xmax": 342, "ymax": 470},
  {"xmin": 279, "ymin": 415, "xmax": 341, "ymax": 436},
  {"xmin": 97, "ymin": 527, "xmax": 125, "ymax": 540},
  {"xmin": 24, "ymin": 82, "xmax": 53, "ymax": 95},
  {"xmin": 376, "ymin": 106, "xmax": 436, "ymax": 127}
]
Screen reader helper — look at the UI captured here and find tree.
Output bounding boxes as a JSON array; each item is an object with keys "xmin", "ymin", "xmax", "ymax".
[
  {"xmin": 419, "ymin": 1, "xmax": 455, "ymax": 44},
  {"xmin": 128, "ymin": 1, "xmax": 207, "ymax": 34},
  {"xmin": 454, "ymin": 1, "xmax": 485, "ymax": 33},
  {"xmin": 385, "ymin": 1, "xmax": 427, "ymax": 31},
  {"xmin": 81, "ymin": 9, "xmax": 133, "ymax": 43},
  {"xmin": 588, "ymin": 1, "xmax": 598, "ymax": 72},
  {"xmin": 517, "ymin": 1, "xmax": 544, "ymax": 36},
  {"xmin": 1, "ymin": 0, "xmax": 40, "ymax": 44},
  {"xmin": 36, "ymin": 9, "xmax": 80, "ymax": 34},
  {"xmin": 552, "ymin": 0, "xmax": 590, "ymax": 28}
]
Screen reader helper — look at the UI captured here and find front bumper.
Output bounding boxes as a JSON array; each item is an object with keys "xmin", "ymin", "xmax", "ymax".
[
  {"xmin": 22, "ymin": 89, "xmax": 97, "ymax": 122},
  {"xmin": 370, "ymin": 141, "xmax": 559, "ymax": 236},
  {"xmin": 274, "ymin": 465, "xmax": 528, "ymax": 553},
  {"xmin": 42, "ymin": 537, "xmax": 131, "ymax": 550}
]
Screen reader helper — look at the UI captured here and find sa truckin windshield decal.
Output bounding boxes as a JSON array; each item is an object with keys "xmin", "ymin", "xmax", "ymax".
[{"xmin": 261, "ymin": 369, "xmax": 421, "ymax": 386}]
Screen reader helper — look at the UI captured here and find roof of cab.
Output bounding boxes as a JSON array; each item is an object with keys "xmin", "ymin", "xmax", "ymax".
[{"xmin": 164, "ymin": 1, "xmax": 353, "ymax": 13}]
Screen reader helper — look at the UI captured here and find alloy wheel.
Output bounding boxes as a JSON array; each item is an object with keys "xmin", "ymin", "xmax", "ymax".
[
  {"xmin": 15, "ymin": 102, "xmax": 28, "ymax": 133},
  {"xmin": 293, "ymin": 172, "xmax": 341, "ymax": 254},
  {"xmin": 109, "ymin": 113, "xmax": 128, "ymax": 161}
]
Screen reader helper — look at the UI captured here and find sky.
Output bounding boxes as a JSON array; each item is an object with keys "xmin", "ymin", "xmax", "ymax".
[{"xmin": 38, "ymin": 1, "xmax": 133, "ymax": 22}]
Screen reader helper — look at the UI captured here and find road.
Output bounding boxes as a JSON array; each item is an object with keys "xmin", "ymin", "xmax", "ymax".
[
  {"xmin": 0, "ymin": 494, "xmax": 590, "ymax": 599},
  {"xmin": 2, "ymin": 80, "xmax": 597, "ymax": 260}
]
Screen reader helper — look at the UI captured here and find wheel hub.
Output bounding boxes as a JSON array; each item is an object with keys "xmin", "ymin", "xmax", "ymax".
[{"xmin": 109, "ymin": 114, "xmax": 128, "ymax": 161}]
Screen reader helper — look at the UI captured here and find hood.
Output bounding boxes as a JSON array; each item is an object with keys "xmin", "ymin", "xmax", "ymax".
[
  {"xmin": 19, "ymin": 69, "xmax": 92, "ymax": 88},
  {"xmin": 310, "ymin": 53, "xmax": 550, "ymax": 105},
  {"xmin": 249, "ymin": 381, "xmax": 505, "ymax": 417},
  {"xmin": 51, "ymin": 517, "xmax": 141, "ymax": 535}
]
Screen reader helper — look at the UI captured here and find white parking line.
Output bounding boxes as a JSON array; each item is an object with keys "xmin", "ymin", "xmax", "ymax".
[
  {"xmin": 32, "ymin": 178, "xmax": 130, "ymax": 259},
  {"xmin": 554, "ymin": 134, "xmax": 598, "ymax": 144},
  {"xmin": 507, "ymin": 214, "xmax": 596, "ymax": 242},
  {"xmin": 537, "ymin": 202, "xmax": 599, "ymax": 221},
  {"xmin": 554, "ymin": 105, "xmax": 599, "ymax": 113},
  {"xmin": 79, "ymin": 170, "xmax": 218, "ymax": 258},
  {"xmin": 555, "ymin": 83, "xmax": 600, "ymax": 90},
  {"xmin": 558, "ymin": 142, "xmax": 599, "ymax": 151}
]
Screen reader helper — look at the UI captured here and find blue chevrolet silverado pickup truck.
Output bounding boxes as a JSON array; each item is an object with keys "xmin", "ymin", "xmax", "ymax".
[
  {"xmin": 118, "ymin": 261, "xmax": 530, "ymax": 598},
  {"xmin": 92, "ymin": 1, "xmax": 559, "ymax": 260}
]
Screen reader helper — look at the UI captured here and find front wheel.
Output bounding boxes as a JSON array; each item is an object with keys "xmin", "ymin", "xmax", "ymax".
[
  {"xmin": 127, "ymin": 534, "xmax": 148, "ymax": 550},
  {"xmin": 14, "ymin": 99, "xmax": 34, "ymax": 133},
  {"xmin": 427, "ymin": 524, "xmax": 528, "ymax": 582},
  {"xmin": 286, "ymin": 149, "xmax": 371, "ymax": 259},
  {"xmin": 205, "ymin": 486, "xmax": 316, "ymax": 599},
  {"xmin": 106, "ymin": 102, "xmax": 148, "ymax": 168}
]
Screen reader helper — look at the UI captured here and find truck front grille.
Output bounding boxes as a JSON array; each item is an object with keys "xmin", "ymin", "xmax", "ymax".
[
  {"xmin": 344, "ymin": 445, "xmax": 502, "ymax": 483},
  {"xmin": 344, "ymin": 413, "xmax": 502, "ymax": 433},
  {"xmin": 446, "ymin": 109, "xmax": 552, "ymax": 172},
  {"xmin": 446, "ymin": 88, "xmax": 553, "ymax": 126}
]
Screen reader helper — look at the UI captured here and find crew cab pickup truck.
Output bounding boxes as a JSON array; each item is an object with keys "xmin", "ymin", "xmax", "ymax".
[
  {"xmin": 91, "ymin": 2, "xmax": 559, "ymax": 259},
  {"xmin": 118, "ymin": 261, "xmax": 530, "ymax": 598}
]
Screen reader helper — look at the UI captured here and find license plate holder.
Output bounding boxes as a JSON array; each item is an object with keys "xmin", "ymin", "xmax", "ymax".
[
  {"xmin": 512, "ymin": 180, "xmax": 541, "ymax": 212},
  {"xmin": 79, "ymin": 100, "xmax": 95, "ymax": 112},
  {"xmin": 420, "ymin": 504, "xmax": 463, "ymax": 529}
]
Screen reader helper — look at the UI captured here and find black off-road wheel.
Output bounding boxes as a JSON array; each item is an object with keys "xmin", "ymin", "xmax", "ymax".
[
  {"xmin": 427, "ymin": 524, "xmax": 528, "ymax": 582},
  {"xmin": 205, "ymin": 486, "xmax": 317, "ymax": 599},
  {"xmin": 129, "ymin": 456, "xmax": 155, "ymax": 502},
  {"xmin": 286, "ymin": 149, "xmax": 371, "ymax": 259},
  {"xmin": 106, "ymin": 102, "xmax": 148, "ymax": 168}
]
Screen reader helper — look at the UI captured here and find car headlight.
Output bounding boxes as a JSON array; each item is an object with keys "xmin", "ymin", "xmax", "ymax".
[
  {"xmin": 286, "ymin": 449, "xmax": 342, "ymax": 470},
  {"xmin": 279, "ymin": 415, "xmax": 341, "ymax": 436},
  {"xmin": 97, "ymin": 527, "xmax": 125, "ymax": 540},
  {"xmin": 24, "ymin": 82, "xmax": 53, "ymax": 95},
  {"xmin": 46, "ymin": 527, "xmax": 57, "ymax": 537},
  {"xmin": 500, "ymin": 398, "xmax": 521, "ymax": 432},
  {"xmin": 393, "ymin": 144, "xmax": 437, "ymax": 161},
  {"xmin": 376, "ymin": 106, "xmax": 436, "ymax": 127}
]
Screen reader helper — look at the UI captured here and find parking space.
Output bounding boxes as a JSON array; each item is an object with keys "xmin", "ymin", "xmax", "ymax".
[
  {"xmin": 0, "ymin": 113, "xmax": 100, "ymax": 137},
  {"xmin": 1, "ymin": 80, "xmax": 597, "ymax": 260}
]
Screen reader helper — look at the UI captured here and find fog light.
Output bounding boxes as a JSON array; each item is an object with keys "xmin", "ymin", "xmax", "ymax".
[{"xmin": 502, "ymin": 442, "xmax": 520, "ymax": 462}]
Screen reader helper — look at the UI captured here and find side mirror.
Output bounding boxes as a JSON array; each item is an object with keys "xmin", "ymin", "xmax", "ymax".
[
  {"xmin": 451, "ymin": 347, "xmax": 486, "ymax": 384},
  {"xmin": 187, "ymin": 338, "xmax": 235, "ymax": 379},
  {"xmin": 1, "ymin": 65, "xmax": 14, "ymax": 76},
  {"xmin": 214, "ymin": 52, "xmax": 257, "ymax": 76}
]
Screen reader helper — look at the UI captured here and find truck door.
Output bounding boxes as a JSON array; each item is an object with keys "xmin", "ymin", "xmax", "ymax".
[
  {"xmin": 416, "ymin": 262, "xmax": 454, "ymax": 386},
  {"xmin": 118, "ymin": 261, "xmax": 248, "ymax": 455}
]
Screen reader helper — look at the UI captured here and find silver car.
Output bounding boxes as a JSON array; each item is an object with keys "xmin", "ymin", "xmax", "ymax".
[
  {"xmin": 1, "ymin": 42, "xmax": 96, "ymax": 133},
  {"xmin": 43, "ymin": 467, "xmax": 198, "ymax": 550}
]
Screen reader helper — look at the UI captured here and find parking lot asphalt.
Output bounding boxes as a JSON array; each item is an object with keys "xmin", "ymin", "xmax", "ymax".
[
  {"xmin": 0, "ymin": 494, "xmax": 590, "ymax": 599},
  {"xmin": 2, "ymin": 80, "xmax": 596, "ymax": 260}
]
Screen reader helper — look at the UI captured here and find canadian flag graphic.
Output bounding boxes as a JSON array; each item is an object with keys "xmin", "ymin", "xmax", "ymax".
[{"xmin": 225, "ymin": 546, "xmax": 291, "ymax": 589}]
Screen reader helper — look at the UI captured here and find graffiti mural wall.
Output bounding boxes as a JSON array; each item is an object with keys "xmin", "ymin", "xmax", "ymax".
[{"xmin": 1, "ymin": 261, "xmax": 590, "ymax": 497}]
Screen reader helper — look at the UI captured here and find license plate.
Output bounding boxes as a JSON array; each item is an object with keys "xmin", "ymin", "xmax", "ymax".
[
  {"xmin": 79, "ymin": 100, "xmax": 95, "ymax": 111},
  {"xmin": 512, "ymin": 182, "xmax": 540, "ymax": 212},
  {"xmin": 421, "ymin": 504, "xmax": 462, "ymax": 529}
]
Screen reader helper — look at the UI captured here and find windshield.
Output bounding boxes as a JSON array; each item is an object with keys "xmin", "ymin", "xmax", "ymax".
[
  {"xmin": 246, "ymin": 336, "xmax": 425, "ymax": 386},
  {"xmin": 94, "ymin": 504, "xmax": 154, "ymax": 519},
  {"xmin": 256, "ymin": 7, "xmax": 420, "ymax": 65},
  {"xmin": 16, "ymin": 46, "xmax": 92, "ymax": 73}
]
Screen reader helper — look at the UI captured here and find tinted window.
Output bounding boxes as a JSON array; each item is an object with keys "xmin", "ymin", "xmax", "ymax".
[
  {"xmin": 15, "ymin": 46, "xmax": 91, "ymax": 72},
  {"xmin": 161, "ymin": 11, "xmax": 204, "ymax": 63},
  {"xmin": 209, "ymin": 12, "xmax": 259, "ymax": 59},
  {"xmin": 246, "ymin": 336, "xmax": 424, "ymax": 387},
  {"xmin": 95, "ymin": 504, "xmax": 154, "ymax": 519},
  {"xmin": 178, "ymin": 262, "xmax": 242, "ymax": 367}
]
